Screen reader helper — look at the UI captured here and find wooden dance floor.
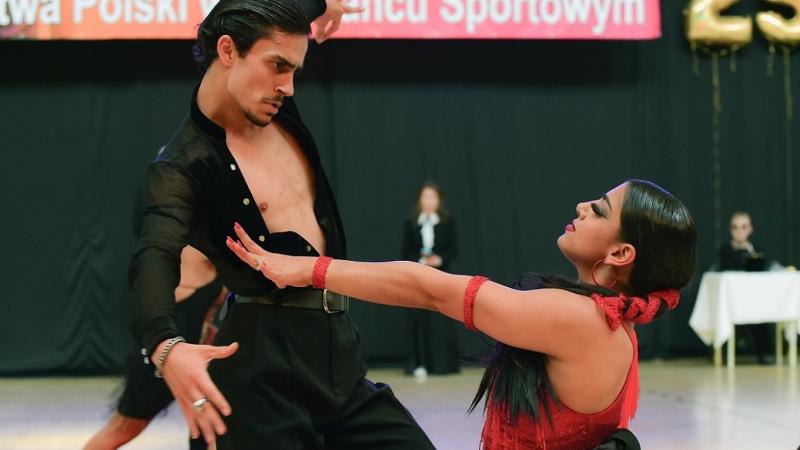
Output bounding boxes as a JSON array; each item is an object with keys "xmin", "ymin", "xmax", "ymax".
[{"xmin": 1, "ymin": 359, "xmax": 798, "ymax": 449}]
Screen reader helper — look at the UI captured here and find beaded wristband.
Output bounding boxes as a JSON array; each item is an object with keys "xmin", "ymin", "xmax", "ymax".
[
  {"xmin": 154, "ymin": 336, "xmax": 186, "ymax": 378},
  {"xmin": 463, "ymin": 276, "xmax": 489, "ymax": 332},
  {"xmin": 311, "ymin": 256, "xmax": 334, "ymax": 289}
]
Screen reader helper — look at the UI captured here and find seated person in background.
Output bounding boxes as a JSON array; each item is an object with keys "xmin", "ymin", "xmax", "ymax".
[
  {"xmin": 717, "ymin": 211, "xmax": 773, "ymax": 364},
  {"xmin": 718, "ymin": 211, "xmax": 766, "ymax": 272}
]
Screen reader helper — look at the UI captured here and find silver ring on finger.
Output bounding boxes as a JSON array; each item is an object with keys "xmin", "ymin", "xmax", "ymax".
[
  {"xmin": 252, "ymin": 259, "xmax": 262, "ymax": 270},
  {"xmin": 192, "ymin": 397, "xmax": 208, "ymax": 413}
]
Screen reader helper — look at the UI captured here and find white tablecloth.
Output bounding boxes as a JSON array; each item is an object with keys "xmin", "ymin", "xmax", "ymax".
[{"xmin": 689, "ymin": 271, "xmax": 800, "ymax": 348}]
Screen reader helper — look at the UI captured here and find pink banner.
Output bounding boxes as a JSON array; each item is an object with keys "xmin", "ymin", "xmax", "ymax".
[
  {"xmin": 0, "ymin": 0, "xmax": 659, "ymax": 40},
  {"xmin": 336, "ymin": 0, "xmax": 661, "ymax": 39}
]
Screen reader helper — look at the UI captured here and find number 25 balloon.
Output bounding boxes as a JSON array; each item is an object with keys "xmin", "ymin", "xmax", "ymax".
[
  {"xmin": 685, "ymin": 0, "xmax": 753, "ymax": 48},
  {"xmin": 756, "ymin": 0, "xmax": 800, "ymax": 47}
]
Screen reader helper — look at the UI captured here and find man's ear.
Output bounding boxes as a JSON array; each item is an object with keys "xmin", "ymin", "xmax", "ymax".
[{"xmin": 217, "ymin": 35, "xmax": 237, "ymax": 66}]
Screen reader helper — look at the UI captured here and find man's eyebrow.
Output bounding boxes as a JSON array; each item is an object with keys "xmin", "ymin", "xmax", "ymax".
[{"xmin": 272, "ymin": 54, "xmax": 302, "ymax": 71}]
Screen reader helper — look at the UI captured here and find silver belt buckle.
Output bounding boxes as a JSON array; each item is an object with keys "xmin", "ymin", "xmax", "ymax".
[{"xmin": 322, "ymin": 289, "xmax": 334, "ymax": 314}]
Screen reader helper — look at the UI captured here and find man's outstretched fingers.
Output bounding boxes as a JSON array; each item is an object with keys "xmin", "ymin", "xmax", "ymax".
[
  {"xmin": 177, "ymin": 398, "xmax": 201, "ymax": 439},
  {"xmin": 343, "ymin": 3, "xmax": 364, "ymax": 13},
  {"xmin": 199, "ymin": 401, "xmax": 227, "ymax": 436},
  {"xmin": 203, "ymin": 343, "xmax": 237, "ymax": 416},
  {"xmin": 198, "ymin": 413, "xmax": 217, "ymax": 444},
  {"xmin": 314, "ymin": 26, "xmax": 326, "ymax": 43},
  {"xmin": 188, "ymin": 387, "xmax": 218, "ymax": 443},
  {"xmin": 202, "ymin": 377, "xmax": 233, "ymax": 417}
]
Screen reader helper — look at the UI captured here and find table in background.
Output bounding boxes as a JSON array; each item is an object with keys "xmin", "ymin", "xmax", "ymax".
[{"xmin": 689, "ymin": 271, "xmax": 800, "ymax": 369}]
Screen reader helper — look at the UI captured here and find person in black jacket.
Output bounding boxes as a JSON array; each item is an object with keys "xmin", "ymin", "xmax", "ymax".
[
  {"xmin": 401, "ymin": 182, "xmax": 460, "ymax": 377},
  {"xmin": 718, "ymin": 212, "xmax": 766, "ymax": 271},
  {"xmin": 128, "ymin": 0, "xmax": 433, "ymax": 448},
  {"xmin": 717, "ymin": 211, "xmax": 773, "ymax": 364}
]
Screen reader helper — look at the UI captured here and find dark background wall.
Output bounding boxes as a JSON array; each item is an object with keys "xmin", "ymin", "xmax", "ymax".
[{"xmin": 1, "ymin": 1, "xmax": 797, "ymax": 374}]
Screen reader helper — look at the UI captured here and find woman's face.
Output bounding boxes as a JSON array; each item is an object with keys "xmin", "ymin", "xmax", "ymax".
[
  {"xmin": 730, "ymin": 214, "xmax": 753, "ymax": 243},
  {"xmin": 419, "ymin": 187, "xmax": 441, "ymax": 214},
  {"xmin": 557, "ymin": 183, "xmax": 627, "ymax": 267}
]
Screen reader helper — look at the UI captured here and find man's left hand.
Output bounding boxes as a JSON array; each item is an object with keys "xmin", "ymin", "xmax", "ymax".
[{"xmin": 312, "ymin": 0, "xmax": 364, "ymax": 43}]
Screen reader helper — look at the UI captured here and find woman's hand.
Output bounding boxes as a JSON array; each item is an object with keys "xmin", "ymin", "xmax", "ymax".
[{"xmin": 226, "ymin": 223, "xmax": 315, "ymax": 289}]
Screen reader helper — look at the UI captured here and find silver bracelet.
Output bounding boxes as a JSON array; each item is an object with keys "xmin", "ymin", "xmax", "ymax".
[{"xmin": 153, "ymin": 336, "xmax": 186, "ymax": 378}]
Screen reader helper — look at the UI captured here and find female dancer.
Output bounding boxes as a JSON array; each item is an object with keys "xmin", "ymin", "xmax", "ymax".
[{"xmin": 226, "ymin": 179, "xmax": 696, "ymax": 449}]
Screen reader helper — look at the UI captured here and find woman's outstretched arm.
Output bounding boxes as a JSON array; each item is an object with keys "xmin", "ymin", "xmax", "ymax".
[{"xmin": 228, "ymin": 224, "xmax": 611, "ymax": 359}]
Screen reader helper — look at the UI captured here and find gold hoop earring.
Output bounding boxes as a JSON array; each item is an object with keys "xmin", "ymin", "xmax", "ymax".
[{"xmin": 591, "ymin": 259, "xmax": 618, "ymax": 289}]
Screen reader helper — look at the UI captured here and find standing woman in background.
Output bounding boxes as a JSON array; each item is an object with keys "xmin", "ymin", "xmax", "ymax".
[{"xmin": 401, "ymin": 182, "xmax": 460, "ymax": 377}]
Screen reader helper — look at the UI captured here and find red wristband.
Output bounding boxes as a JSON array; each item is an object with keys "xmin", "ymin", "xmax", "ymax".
[
  {"xmin": 464, "ymin": 276, "xmax": 488, "ymax": 332},
  {"xmin": 311, "ymin": 256, "xmax": 334, "ymax": 289}
]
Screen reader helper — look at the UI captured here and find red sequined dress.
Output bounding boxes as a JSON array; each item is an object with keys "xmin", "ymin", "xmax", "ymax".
[{"xmin": 480, "ymin": 325, "xmax": 639, "ymax": 450}]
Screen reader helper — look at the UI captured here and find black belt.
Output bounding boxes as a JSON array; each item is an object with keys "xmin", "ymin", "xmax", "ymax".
[{"xmin": 219, "ymin": 289, "xmax": 350, "ymax": 320}]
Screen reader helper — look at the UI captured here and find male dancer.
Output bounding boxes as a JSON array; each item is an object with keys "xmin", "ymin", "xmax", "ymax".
[{"xmin": 129, "ymin": 0, "xmax": 435, "ymax": 448}]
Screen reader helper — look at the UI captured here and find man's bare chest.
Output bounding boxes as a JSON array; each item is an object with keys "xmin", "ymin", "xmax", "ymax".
[{"xmin": 229, "ymin": 136, "xmax": 315, "ymax": 215}]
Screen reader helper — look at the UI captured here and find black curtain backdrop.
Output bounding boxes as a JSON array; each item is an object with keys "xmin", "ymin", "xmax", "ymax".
[{"xmin": 1, "ymin": 1, "xmax": 798, "ymax": 374}]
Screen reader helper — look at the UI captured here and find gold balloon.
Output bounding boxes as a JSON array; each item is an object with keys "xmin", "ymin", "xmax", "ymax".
[
  {"xmin": 756, "ymin": 0, "xmax": 800, "ymax": 46},
  {"xmin": 685, "ymin": 0, "xmax": 753, "ymax": 47}
]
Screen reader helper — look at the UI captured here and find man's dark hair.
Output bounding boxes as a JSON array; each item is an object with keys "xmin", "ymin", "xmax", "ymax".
[{"xmin": 194, "ymin": 0, "xmax": 311, "ymax": 73}]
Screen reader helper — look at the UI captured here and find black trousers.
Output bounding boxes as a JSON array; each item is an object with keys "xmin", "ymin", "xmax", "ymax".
[
  {"xmin": 405, "ymin": 309, "xmax": 461, "ymax": 375},
  {"xmin": 210, "ymin": 301, "xmax": 434, "ymax": 450},
  {"xmin": 735, "ymin": 323, "xmax": 775, "ymax": 359}
]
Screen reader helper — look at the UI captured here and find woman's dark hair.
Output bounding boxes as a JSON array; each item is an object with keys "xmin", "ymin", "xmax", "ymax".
[
  {"xmin": 620, "ymin": 179, "xmax": 697, "ymax": 297},
  {"xmin": 469, "ymin": 179, "xmax": 697, "ymax": 426},
  {"xmin": 411, "ymin": 181, "xmax": 449, "ymax": 220},
  {"xmin": 193, "ymin": 0, "xmax": 311, "ymax": 73}
]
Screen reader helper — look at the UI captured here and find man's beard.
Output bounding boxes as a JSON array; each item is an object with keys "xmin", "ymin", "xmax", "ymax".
[{"xmin": 243, "ymin": 108, "xmax": 271, "ymax": 127}]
